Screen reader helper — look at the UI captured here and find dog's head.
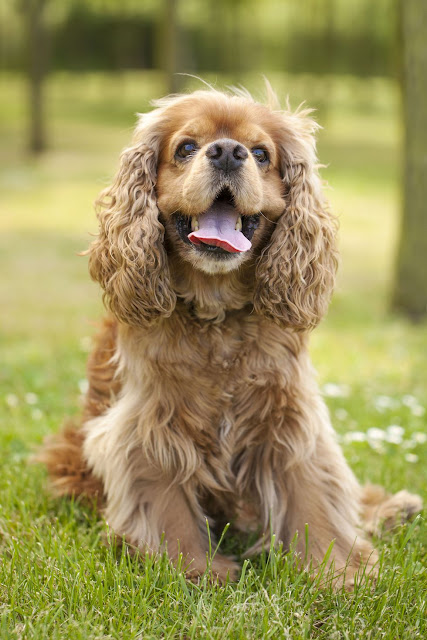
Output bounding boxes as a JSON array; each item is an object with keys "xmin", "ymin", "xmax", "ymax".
[
  {"xmin": 155, "ymin": 92, "xmax": 286, "ymax": 277},
  {"xmin": 89, "ymin": 87, "xmax": 338, "ymax": 330}
]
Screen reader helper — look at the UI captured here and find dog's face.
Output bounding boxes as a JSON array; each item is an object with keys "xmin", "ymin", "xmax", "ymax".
[
  {"xmin": 156, "ymin": 96, "xmax": 287, "ymax": 274},
  {"xmin": 89, "ymin": 88, "xmax": 338, "ymax": 330}
]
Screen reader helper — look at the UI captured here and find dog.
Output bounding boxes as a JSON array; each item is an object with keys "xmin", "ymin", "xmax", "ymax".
[{"xmin": 41, "ymin": 85, "xmax": 422, "ymax": 588}]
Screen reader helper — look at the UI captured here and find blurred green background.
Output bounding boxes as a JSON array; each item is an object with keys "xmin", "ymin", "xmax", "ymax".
[{"xmin": 0, "ymin": 1, "xmax": 426, "ymax": 466}]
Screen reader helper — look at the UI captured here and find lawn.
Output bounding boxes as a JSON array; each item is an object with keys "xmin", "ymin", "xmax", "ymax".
[{"xmin": 0, "ymin": 71, "xmax": 426, "ymax": 639}]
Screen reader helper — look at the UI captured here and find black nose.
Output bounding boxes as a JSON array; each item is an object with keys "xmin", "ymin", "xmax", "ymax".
[{"xmin": 205, "ymin": 138, "xmax": 248, "ymax": 172}]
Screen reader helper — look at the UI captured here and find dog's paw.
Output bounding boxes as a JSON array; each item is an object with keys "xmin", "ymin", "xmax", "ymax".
[
  {"xmin": 340, "ymin": 559, "xmax": 378, "ymax": 592},
  {"xmin": 362, "ymin": 485, "xmax": 423, "ymax": 536},
  {"xmin": 209, "ymin": 553, "xmax": 240, "ymax": 583},
  {"xmin": 185, "ymin": 553, "xmax": 239, "ymax": 584},
  {"xmin": 317, "ymin": 539, "xmax": 379, "ymax": 592},
  {"xmin": 381, "ymin": 490, "xmax": 423, "ymax": 527}
]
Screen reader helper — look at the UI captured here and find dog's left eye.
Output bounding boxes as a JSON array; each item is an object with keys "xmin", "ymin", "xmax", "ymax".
[
  {"xmin": 176, "ymin": 142, "xmax": 198, "ymax": 159},
  {"xmin": 251, "ymin": 148, "xmax": 269, "ymax": 164}
]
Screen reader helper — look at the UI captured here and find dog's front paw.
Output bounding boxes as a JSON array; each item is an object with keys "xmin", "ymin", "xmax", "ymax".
[
  {"xmin": 316, "ymin": 539, "xmax": 379, "ymax": 592},
  {"xmin": 340, "ymin": 559, "xmax": 378, "ymax": 592},
  {"xmin": 185, "ymin": 553, "xmax": 239, "ymax": 584},
  {"xmin": 209, "ymin": 553, "xmax": 240, "ymax": 583}
]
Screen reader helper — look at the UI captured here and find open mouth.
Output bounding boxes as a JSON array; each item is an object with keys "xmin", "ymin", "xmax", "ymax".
[{"xmin": 175, "ymin": 188, "xmax": 261, "ymax": 256}]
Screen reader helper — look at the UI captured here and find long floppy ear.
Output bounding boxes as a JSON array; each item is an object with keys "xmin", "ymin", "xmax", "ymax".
[
  {"xmin": 88, "ymin": 114, "xmax": 176, "ymax": 327},
  {"xmin": 254, "ymin": 111, "xmax": 338, "ymax": 331}
]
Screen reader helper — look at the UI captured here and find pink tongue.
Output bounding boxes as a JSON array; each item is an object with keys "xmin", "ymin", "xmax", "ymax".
[{"xmin": 188, "ymin": 203, "xmax": 251, "ymax": 253}]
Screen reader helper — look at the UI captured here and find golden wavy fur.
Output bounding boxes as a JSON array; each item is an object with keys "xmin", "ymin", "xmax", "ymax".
[{"xmin": 40, "ymin": 86, "xmax": 422, "ymax": 588}]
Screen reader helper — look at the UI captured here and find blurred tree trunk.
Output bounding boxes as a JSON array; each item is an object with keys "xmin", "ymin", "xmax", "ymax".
[
  {"xmin": 391, "ymin": 0, "xmax": 427, "ymax": 319},
  {"xmin": 21, "ymin": 0, "xmax": 48, "ymax": 153},
  {"xmin": 162, "ymin": 0, "xmax": 180, "ymax": 94}
]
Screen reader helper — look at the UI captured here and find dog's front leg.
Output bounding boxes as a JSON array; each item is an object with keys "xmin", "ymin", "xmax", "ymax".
[
  {"xmin": 240, "ymin": 396, "xmax": 376, "ymax": 588},
  {"xmin": 278, "ymin": 430, "xmax": 378, "ymax": 590},
  {"xmin": 83, "ymin": 413, "xmax": 238, "ymax": 583}
]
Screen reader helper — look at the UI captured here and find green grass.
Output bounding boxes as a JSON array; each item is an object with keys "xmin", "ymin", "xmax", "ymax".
[{"xmin": 0, "ymin": 71, "xmax": 426, "ymax": 639}]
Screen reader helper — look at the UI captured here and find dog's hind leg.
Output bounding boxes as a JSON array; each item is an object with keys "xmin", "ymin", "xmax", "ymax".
[
  {"xmin": 361, "ymin": 484, "xmax": 423, "ymax": 536},
  {"xmin": 38, "ymin": 419, "xmax": 104, "ymax": 503},
  {"xmin": 38, "ymin": 316, "xmax": 120, "ymax": 503}
]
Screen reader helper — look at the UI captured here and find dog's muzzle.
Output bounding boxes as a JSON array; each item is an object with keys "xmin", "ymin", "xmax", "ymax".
[{"xmin": 174, "ymin": 189, "xmax": 260, "ymax": 256}]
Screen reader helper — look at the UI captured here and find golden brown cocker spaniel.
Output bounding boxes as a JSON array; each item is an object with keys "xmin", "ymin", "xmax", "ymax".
[{"xmin": 42, "ymin": 86, "xmax": 422, "ymax": 588}]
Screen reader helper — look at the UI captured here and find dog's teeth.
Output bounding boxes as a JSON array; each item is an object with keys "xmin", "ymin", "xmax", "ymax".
[
  {"xmin": 235, "ymin": 216, "xmax": 242, "ymax": 231},
  {"xmin": 191, "ymin": 216, "xmax": 199, "ymax": 231}
]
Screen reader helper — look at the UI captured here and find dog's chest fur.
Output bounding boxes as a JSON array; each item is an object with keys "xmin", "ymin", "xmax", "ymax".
[{"xmin": 118, "ymin": 307, "xmax": 307, "ymax": 500}]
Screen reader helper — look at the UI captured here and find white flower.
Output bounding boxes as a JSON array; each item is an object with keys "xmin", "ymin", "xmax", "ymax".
[
  {"xmin": 386, "ymin": 434, "xmax": 403, "ymax": 445},
  {"xmin": 387, "ymin": 425, "xmax": 405, "ymax": 437},
  {"xmin": 404, "ymin": 453, "xmax": 419, "ymax": 463},
  {"xmin": 366, "ymin": 428, "xmax": 387, "ymax": 452},
  {"xmin": 322, "ymin": 383, "xmax": 350, "ymax": 398},
  {"xmin": 335, "ymin": 408, "xmax": 348, "ymax": 420},
  {"xmin": 367, "ymin": 427, "xmax": 387, "ymax": 441},
  {"xmin": 413, "ymin": 432, "xmax": 427, "ymax": 444},
  {"xmin": 25, "ymin": 392, "xmax": 38, "ymax": 405},
  {"xmin": 78, "ymin": 379, "xmax": 89, "ymax": 394},
  {"xmin": 374, "ymin": 395, "xmax": 399, "ymax": 412},
  {"xmin": 402, "ymin": 395, "xmax": 418, "ymax": 408},
  {"xmin": 5, "ymin": 394, "xmax": 19, "ymax": 408},
  {"xmin": 368, "ymin": 440, "xmax": 385, "ymax": 454},
  {"xmin": 31, "ymin": 408, "xmax": 43, "ymax": 421},
  {"xmin": 386, "ymin": 425, "xmax": 404, "ymax": 444},
  {"xmin": 343, "ymin": 431, "xmax": 366, "ymax": 443},
  {"xmin": 401, "ymin": 395, "xmax": 425, "ymax": 416}
]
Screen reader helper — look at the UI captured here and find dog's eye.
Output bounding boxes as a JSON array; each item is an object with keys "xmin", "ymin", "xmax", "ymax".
[
  {"xmin": 176, "ymin": 141, "xmax": 198, "ymax": 159},
  {"xmin": 251, "ymin": 148, "xmax": 269, "ymax": 164}
]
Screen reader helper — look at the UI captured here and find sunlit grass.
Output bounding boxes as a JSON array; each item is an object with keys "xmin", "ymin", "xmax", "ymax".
[{"xmin": 0, "ymin": 71, "xmax": 426, "ymax": 638}]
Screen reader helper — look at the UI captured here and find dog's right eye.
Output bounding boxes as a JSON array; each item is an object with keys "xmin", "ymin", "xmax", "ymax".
[{"xmin": 176, "ymin": 142, "xmax": 198, "ymax": 159}]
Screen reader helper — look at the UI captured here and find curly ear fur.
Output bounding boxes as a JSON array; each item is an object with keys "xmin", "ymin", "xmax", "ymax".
[
  {"xmin": 88, "ymin": 119, "xmax": 176, "ymax": 327},
  {"xmin": 254, "ymin": 114, "xmax": 338, "ymax": 331}
]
